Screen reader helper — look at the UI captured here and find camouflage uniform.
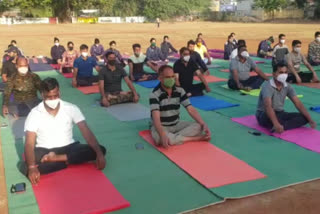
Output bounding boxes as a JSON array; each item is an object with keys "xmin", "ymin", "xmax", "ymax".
[
  {"xmin": 3, "ymin": 72, "xmax": 41, "ymax": 116},
  {"xmin": 107, "ymin": 91, "xmax": 134, "ymax": 106},
  {"xmin": 308, "ymin": 41, "xmax": 320, "ymax": 65}
]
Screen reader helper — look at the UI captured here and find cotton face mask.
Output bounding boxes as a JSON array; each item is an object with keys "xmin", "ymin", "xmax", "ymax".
[
  {"xmin": 55, "ymin": 42, "xmax": 59, "ymax": 46},
  {"xmin": 183, "ymin": 55, "xmax": 190, "ymax": 62},
  {"xmin": 241, "ymin": 51, "xmax": 250, "ymax": 58},
  {"xmin": 18, "ymin": 67, "xmax": 28, "ymax": 75},
  {"xmin": 277, "ymin": 73, "xmax": 288, "ymax": 84},
  {"xmin": 163, "ymin": 78, "xmax": 175, "ymax": 88},
  {"xmin": 151, "ymin": 42, "xmax": 156, "ymax": 47},
  {"xmin": 294, "ymin": 47, "xmax": 301, "ymax": 53},
  {"xmin": 280, "ymin": 40, "xmax": 285, "ymax": 44},
  {"xmin": 81, "ymin": 52, "xmax": 88, "ymax": 57},
  {"xmin": 45, "ymin": 98, "xmax": 60, "ymax": 109},
  {"xmin": 316, "ymin": 37, "xmax": 320, "ymax": 43}
]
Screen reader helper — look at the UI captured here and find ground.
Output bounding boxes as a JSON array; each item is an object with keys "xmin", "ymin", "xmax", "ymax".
[{"xmin": 0, "ymin": 22, "xmax": 319, "ymax": 214}]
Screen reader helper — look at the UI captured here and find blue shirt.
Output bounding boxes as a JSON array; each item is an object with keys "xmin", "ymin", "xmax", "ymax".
[{"xmin": 73, "ymin": 56, "xmax": 97, "ymax": 77}]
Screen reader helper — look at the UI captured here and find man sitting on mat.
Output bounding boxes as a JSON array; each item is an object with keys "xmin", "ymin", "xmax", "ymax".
[
  {"xmin": 287, "ymin": 40, "xmax": 319, "ymax": 84},
  {"xmin": 228, "ymin": 46, "xmax": 269, "ymax": 91},
  {"xmin": 307, "ymin": 31, "xmax": 320, "ymax": 66},
  {"xmin": 174, "ymin": 47, "xmax": 211, "ymax": 97},
  {"xmin": 256, "ymin": 62, "xmax": 316, "ymax": 134},
  {"xmin": 272, "ymin": 34, "xmax": 289, "ymax": 67},
  {"xmin": 2, "ymin": 57, "xmax": 41, "ymax": 117},
  {"xmin": 187, "ymin": 40, "xmax": 210, "ymax": 76},
  {"xmin": 230, "ymin": 39, "xmax": 246, "ymax": 60},
  {"xmin": 149, "ymin": 65, "xmax": 211, "ymax": 148},
  {"xmin": 24, "ymin": 78, "xmax": 106, "ymax": 184},
  {"xmin": 99, "ymin": 52, "xmax": 139, "ymax": 107},
  {"xmin": 257, "ymin": 36, "xmax": 274, "ymax": 58},
  {"xmin": 90, "ymin": 38, "xmax": 104, "ymax": 62},
  {"xmin": 50, "ymin": 37, "xmax": 66, "ymax": 65},
  {"xmin": 160, "ymin": 35, "xmax": 178, "ymax": 59},
  {"xmin": 128, "ymin": 43, "xmax": 158, "ymax": 82},
  {"xmin": 104, "ymin": 41, "xmax": 125, "ymax": 67},
  {"xmin": 60, "ymin": 41, "xmax": 79, "ymax": 74},
  {"xmin": 146, "ymin": 38, "xmax": 168, "ymax": 72},
  {"xmin": 194, "ymin": 38, "xmax": 211, "ymax": 65},
  {"xmin": 72, "ymin": 44, "xmax": 100, "ymax": 87}
]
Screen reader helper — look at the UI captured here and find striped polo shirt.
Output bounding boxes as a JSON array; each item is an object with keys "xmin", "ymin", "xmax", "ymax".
[{"xmin": 149, "ymin": 84, "xmax": 191, "ymax": 126}]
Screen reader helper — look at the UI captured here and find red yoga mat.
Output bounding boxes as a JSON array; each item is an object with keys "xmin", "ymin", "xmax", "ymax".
[
  {"xmin": 62, "ymin": 73, "xmax": 74, "ymax": 78},
  {"xmin": 33, "ymin": 163, "xmax": 130, "ymax": 214},
  {"xmin": 139, "ymin": 130, "xmax": 266, "ymax": 188},
  {"xmin": 77, "ymin": 85, "xmax": 100, "ymax": 94},
  {"xmin": 298, "ymin": 82, "xmax": 320, "ymax": 89},
  {"xmin": 194, "ymin": 75, "xmax": 227, "ymax": 83},
  {"xmin": 50, "ymin": 64, "xmax": 61, "ymax": 70}
]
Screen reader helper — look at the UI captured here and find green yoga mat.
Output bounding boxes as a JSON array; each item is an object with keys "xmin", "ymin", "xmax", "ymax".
[{"xmin": 240, "ymin": 89, "xmax": 304, "ymax": 99}]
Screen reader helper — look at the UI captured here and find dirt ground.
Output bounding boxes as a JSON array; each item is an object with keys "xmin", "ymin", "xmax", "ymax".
[{"xmin": 0, "ymin": 22, "xmax": 319, "ymax": 214}]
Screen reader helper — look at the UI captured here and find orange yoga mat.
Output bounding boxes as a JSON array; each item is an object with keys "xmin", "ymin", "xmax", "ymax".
[
  {"xmin": 77, "ymin": 85, "xmax": 100, "ymax": 94},
  {"xmin": 139, "ymin": 130, "xmax": 266, "ymax": 188},
  {"xmin": 194, "ymin": 75, "xmax": 227, "ymax": 83}
]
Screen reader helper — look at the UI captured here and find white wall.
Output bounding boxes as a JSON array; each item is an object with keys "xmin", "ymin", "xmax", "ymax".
[{"xmin": 98, "ymin": 17, "xmax": 122, "ymax": 23}]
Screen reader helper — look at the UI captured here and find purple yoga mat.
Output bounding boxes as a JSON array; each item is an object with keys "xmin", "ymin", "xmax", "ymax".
[
  {"xmin": 210, "ymin": 53, "xmax": 224, "ymax": 59},
  {"xmin": 208, "ymin": 49, "xmax": 224, "ymax": 54},
  {"xmin": 232, "ymin": 115, "xmax": 320, "ymax": 153}
]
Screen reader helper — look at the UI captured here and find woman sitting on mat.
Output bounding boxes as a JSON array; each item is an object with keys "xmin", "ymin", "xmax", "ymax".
[{"xmin": 60, "ymin": 41, "xmax": 79, "ymax": 74}]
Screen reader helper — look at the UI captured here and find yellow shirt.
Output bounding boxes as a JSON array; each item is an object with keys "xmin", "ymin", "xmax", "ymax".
[{"xmin": 194, "ymin": 45, "xmax": 208, "ymax": 59}]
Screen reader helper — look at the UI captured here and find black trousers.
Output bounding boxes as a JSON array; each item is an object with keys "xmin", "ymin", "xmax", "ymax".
[
  {"xmin": 77, "ymin": 76, "xmax": 99, "ymax": 86},
  {"xmin": 33, "ymin": 142, "xmax": 106, "ymax": 174},
  {"xmin": 256, "ymin": 111, "xmax": 308, "ymax": 131},
  {"xmin": 228, "ymin": 76, "xmax": 264, "ymax": 90},
  {"xmin": 183, "ymin": 83, "xmax": 205, "ymax": 97},
  {"xmin": 287, "ymin": 72, "xmax": 314, "ymax": 83}
]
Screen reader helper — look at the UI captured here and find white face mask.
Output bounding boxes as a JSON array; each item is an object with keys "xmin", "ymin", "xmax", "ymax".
[
  {"xmin": 81, "ymin": 52, "xmax": 88, "ymax": 57},
  {"xmin": 55, "ymin": 42, "xmax": 59, "ymax": 46},
  {"xmin": 240, "ymin": 51, "xmax": 250, "ymax": 58},
  {"xmin": 280, "ymin": 39, "xmax": 285, "ymax": 44},
  {"xmin": 276, "ymin": 73, "xmax": 288, "ymax": 84},
  {"xmin": 316, "ymin": 37, "xmax": 320, "ymax": 43},
  {"xmin": 18, "ymin": 67, "xmax": 28, "ymax": 75},
  {"xmin": 183, "ymin": 55, "xmax": 190, "ymax": 62},
  {"xmin": 294, "ymin": 47, "xmax": 301, "ymax": 53},
  {"xmin": 45, "ymin": 98, "xmax": 60, "ymax": 109}
]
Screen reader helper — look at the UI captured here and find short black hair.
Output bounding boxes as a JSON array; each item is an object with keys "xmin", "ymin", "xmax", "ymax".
[
  {"xmin": 179, "ymin": 47, "xmax": 190, "ymax": 55},
  {"xmin": 292, "ymin": 40, "xmax": 301, "ymax": 47},
  {"xmin": 150, "ymin": 38, "xmax": 156, "ymax": 43},
  {"xmin": 41, "ymin": 78, "xmax": 59, "ymax": 93},
  {"xmin": 279, "ymin": 34, "xmax": 285, "ymax": 39},
  {"xmin": 11, "ymin": 40, "xmax": 16, "ymax": 44},
  {"xmin": 67, "ymin": 41, "xmax": 74, "ymax": 46},
  {"xmin": 54, "ymin": 37, "xmax": 59, "ymax": 42},
  {"xmin": 273, "ymin": 61, "xmax": 288, "ymax": 73},
  {"xmin": 109, "ymin": 40, "xmax": 116, "ymax": 46},
  {"xmin": 94, "ymin": 38, "xmax": 100, "ymax": 44},
  {"xmin": 80, "ymin": 44, "xmax": 88, "ymax": 50},
  {"xmin": 158, "ymin": 65, "xmax": 173, "ymax": 75},
  {"xmin": 187, "ymin": 40, "xmax": 196, "ymax": 46},
  {"xmin": 163, "ymin": 35, "xmax": 169, "ymax": 40},
  {"xmin": 197, "ymin": 33, "xmax": 202, "ymax": 37},
  {"xmin": 132, "ymin": 43, "xmax": 141, "ymax": 49},
  {"xmin": 238, "ymin": 39, "xmax": 246, "ymax": 46},
  {"xmin": 315, "ymin": 31, "xmax": 320, "ymax": 38},
  {"xmin": 105, "ymin": 51, "xmax": 116, "ymax": 58}
]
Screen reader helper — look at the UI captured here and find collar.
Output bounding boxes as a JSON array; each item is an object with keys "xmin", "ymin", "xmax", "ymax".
[
  {"xmin": 270, "ymin": 78, "xmax": 287, "ymax": 88},
  {"xmin": 159, "ymin": 84, "xmax": 177, "ymax": 94}
]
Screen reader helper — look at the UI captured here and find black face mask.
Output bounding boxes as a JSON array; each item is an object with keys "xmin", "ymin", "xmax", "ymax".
[
  {"xmin": 68, "ymin": 47, "xmax": 73, "ymax": 51},
  {"xmin": 9, "ymin": 56, "xmax": 15, "ymax": 61},
  {"xmin": 108, "ymin": 60, "xmax": 116, "ymax": 66}
]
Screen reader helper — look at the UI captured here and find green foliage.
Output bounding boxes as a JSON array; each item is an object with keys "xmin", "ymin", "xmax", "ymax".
[{"xmin": 254, "ymin": 0, "xmax": 288, "ymax": 13}]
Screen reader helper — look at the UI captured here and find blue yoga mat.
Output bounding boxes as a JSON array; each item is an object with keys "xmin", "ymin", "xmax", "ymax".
[
  {"xmin": 310, "ymin": 106, "xmax": 320, "ymax": 113},
  {"xmin": 29, "ymin": 62, "xmax": 55, "ymax": 72},
  {"xmin": 189, "ymin": 95, "xmax": 239, "ymax": 111},
  {"xmin": 135, "ymin": 80, "xmax": 160, "ymax": 88}
]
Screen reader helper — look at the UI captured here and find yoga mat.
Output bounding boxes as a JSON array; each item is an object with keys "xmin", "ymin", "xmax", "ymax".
[
  {"xmin": 240, "ymin": 89, "xmax": 303, "ymax": 98},
  {"xmin": 310, "ymin": 106, "xmax": 320, "ymax": 113},
  {"xmin": 50, "ymin": 64, "xmax": 61, "ymax": 70},
  {"xmin": 29, "ymin": 63, "xmax": 56, "ymax": 72},
  {"xmin": 232, "ymin": 115, "xmax": 320, "ymax": 153},
  {"xmin": 299, "ymin": 83, "xmax": 320, "ymax": 89},
  {"xmin": 194, "ymin": 75, "xmax": 227, "ymax": 83},
  {"xmin": 104, "ymin": 103, "xmax": 150, "ymax": 121},
  {"xmin": 190, "ymin": 95, "xmax": 239, "ymax": 111},
  {"xmin": 77, "ymin": 85, "xmax": 100, "ymax": 94},
  {"xmin": 219, "ymin": 69, "xmax": 272, "ymax": 77},
  {"xmin": 220, "ymin": 69, "xmax": 229, "ymax": 73},
  {"xmin": 208, "ymin": 49, "xmax": 224, "ymax": 54},
  {"xmin": 62, "ymin": 73, "xmax": 73, "ymax": 78},
  {"xmin": 7, "ymin": 115, "xmax": 26, "ymax": 139},
  {"xmin": 33, "ymin": 163, "xmax": 130, "ymax": 214},
  {"xmin": 135, "ymin": 80, "xmax": 160, "ymax": 88},
  {"xmin": 207, "ymin": 64, "xmax": 222, "ymax": 69},
  {"xmin": 139, "ymin": 130, "xmax": 266, "ymax": 188},
  {"xmin": 255, "ymin": 61, "xmax": 265, "ymax": 64}
]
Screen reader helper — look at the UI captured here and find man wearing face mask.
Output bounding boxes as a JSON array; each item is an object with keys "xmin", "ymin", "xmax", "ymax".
[
  {"xmin": 307, "ymin": 31, "xmax": 320, "ymax": 66},
  {"xmin": 99, "ymin": 52, "xmax": 139, "ymax": 107},
  {"xmin": 187, "ymin": 40, "xmax": 210, "ymax": 75},
  {"xmin": 50, "ymin": 37, "xmax": 66, "ymax": 65},
  {"xmin": 256, "ymin": 62, "xmax": 316, "ymax": 134},
  {"xmin": 173, "ymin": 47, "xmax": 210, "ymax": 97},
  {"xmin": 228, "ymin": 46, "xmax": 269, "ymax": 90},
  {"xmin": 194, "ymin": 38, "xmax": 211, "ymax": 65},
  {"xmin": 287, "ymin": 40, "xmax": 319, "ymax": 84},
  {"xmin": 257, "ymin": 36, "xmax": 274, "ymax": 58},
  {"xmin": 73, "ymin": 44, "xmax": 100, "ymax": 87},
  {"xmin": 60, "ymin": 41, "xmax": 79, "ymax": 74},
  {"xmin": 103, "ymin": 41, "xmax": 125, "ymax": 67},
  {"xmin": 146, "ymin": 38, "xmax": 167, "ymax": 72},
  {"xmin": 90, "ymin": 38, "xmax": 104, "ymax": 61},
  {"xmin": 2, "ymin": 57, "xmax": 41, "ymax": 117},
  {"xmin": 128, "ymin": 43, "xmax": 158, "ymax": 82},
  {"xmin": 24, "ymin": 78, "xmax": 106, "ymax": 185},
  {"xmin": 149, "ymin": 65, "xmax": 211, "ymax": 148},
  {"xmin": 272, "ymin": 34, "xmax": 289, "ymax": 67}
]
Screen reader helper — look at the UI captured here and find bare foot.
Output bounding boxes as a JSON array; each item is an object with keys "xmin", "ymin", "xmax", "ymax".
[{"xmin": 41, "ymin": 152, "xmax": 56, "ymax": 163}]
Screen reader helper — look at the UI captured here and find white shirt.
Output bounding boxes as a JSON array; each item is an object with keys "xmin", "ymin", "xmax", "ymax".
[
  {"xmin": 230, "ymin": 49, "xmax": 238, "ymax": 59},
  {"xmin": 24, "ymin": 100, "xmax": 85, "ymax": 149}
]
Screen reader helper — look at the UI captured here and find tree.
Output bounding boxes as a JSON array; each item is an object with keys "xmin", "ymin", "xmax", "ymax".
[{"xmin": 254, "ymin": 0, "xmax": 288, "ymax": 18}]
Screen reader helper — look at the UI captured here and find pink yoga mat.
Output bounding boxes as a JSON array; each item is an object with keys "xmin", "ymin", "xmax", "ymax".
[
  {"xmin": 77, "ymin": 85, "xmax": 100, "ymax": 94},
  {"xmin": 298, "ymin": 83, "xmax": 320, "ymax": 89},
  {"xmin": 255, "ymin": 61, "xmax": 265, "ymax": 64},
  {"xmin": 50, "ymin": 64, "xmax": 61, "ymax": 70},
  {"xmin": 232, "ymin": 115, "xmax": 320, "ymax": 153},
  {"xmin": 194, "ymin": 75, "xmax": 227, "ymax": 83},
  {"xmin": 33, "ymin": 164, "xmax": 130, "ymax": 214},
  {"xmin": 62, "ymin": 73, "xmax": 73, "ymax": 78},
  {"xmin": 139, "ymin": 130, "xmax": 265, "ymax": 188}
]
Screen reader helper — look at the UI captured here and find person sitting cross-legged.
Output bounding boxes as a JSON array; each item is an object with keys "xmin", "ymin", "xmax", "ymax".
[
  {"xmin": 228, "ymin": 45, "xmax": 269, "ymax": 90},
  {"xmin": 72, "ymin": 44, "xmax": 100, "ymax": 87},
  {"xmin": 24, "ymin": 78, "xmax": 106, "ymax": 185},
  {"xmin": 256, "ymin": 62, "xmax": 316, "ymax": 133},
  {"xmin": 150, "ymin": 65, "xmax": 211, "ymax": 148},
  {"xmin": 60, "ymin": 41, "xmax": 79, "ymax": 74},
  {"xmin": 146, "ymin": 38, "xmax": 168, "ymax": 72},
  {"xmin": 128, "ymin": 43, "xmax": 158, "ymax": 82},
  {"xmin": 90, "ymin": 38, "xmax": 104, "ymax": 62},
  {"xmin": 174, "ymin": 47, "xmax": 211, "ymax": 97},
  {"xmin": 99, "ymin": 52, "xmax": 139, "ymax": 107}
]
